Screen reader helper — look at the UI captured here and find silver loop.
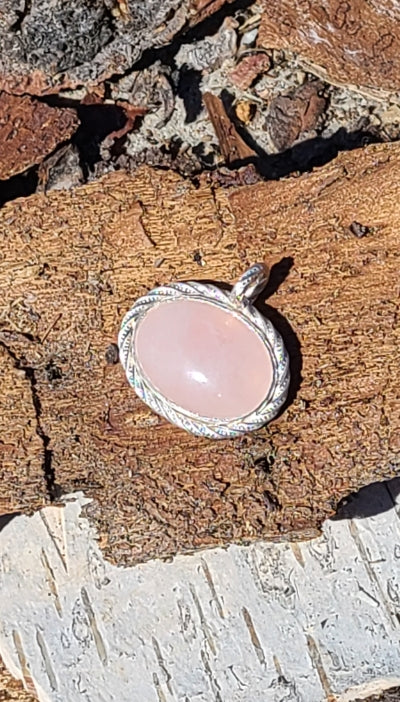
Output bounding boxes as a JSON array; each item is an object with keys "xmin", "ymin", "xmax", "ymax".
[{"xmin": 230, "ymin": 263, "xmax": 269, "ymax": 305}]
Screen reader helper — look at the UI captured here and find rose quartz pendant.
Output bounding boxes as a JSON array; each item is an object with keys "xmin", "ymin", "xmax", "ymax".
[{"xmin": 119, "ymin": 264, "xmax": 290, "ymax": 438}]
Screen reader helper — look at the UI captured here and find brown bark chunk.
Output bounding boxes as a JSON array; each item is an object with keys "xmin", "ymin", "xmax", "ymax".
[
  {"xmin": 203, "ymin": 92, "xmax": 256, "ymax": 164},
  {"xmin": 352, "ymin": 689, "xmax": 400, "ymax": 702},
  {"xmin": 0, "ymin": 93, "xmax": 78, "ymax": 180},
  {"xmin": 231, "ymin": 146, "xmax": 399, "ymax": 537},
  {"xmin": 229, "ymin": 53, "xmax": 271, "ymax": 91},
  {"xmin": 258, "ymin": 0, "xmax": 400, "ymax": 96},
  {"xmin": 265, "ymin": 81, "xmax": 327, "ymax": 151},
  {"xmin": 0, "ymin": 144, "xmax": 398, "ymax": 567}
]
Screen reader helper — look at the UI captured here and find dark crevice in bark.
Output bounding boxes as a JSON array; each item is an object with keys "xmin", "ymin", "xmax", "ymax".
[
  {"xmin": 0, "ymin": 340, "xmax": 60, "ymax": 501},
  {"xmin": 9, "ymin": 0, "xmax": 33, "ymax": 33},
  {"xmin": 0, "ymin": 119, "xmax": 381, "ymax": 209},
  {"xmin": 219, "ymin": 88, "xmax": 383, "ymax": 178},
  {"xmin": 42, "ymin": 100, "xmax": 128, "ymax": 175},
  {"xmin": 333, "ymin": 477, "xmax": 400, "ymax": 521},
  {"xmin": 0, "ymin": 167, "xmax": 39, "ymax": 208}
]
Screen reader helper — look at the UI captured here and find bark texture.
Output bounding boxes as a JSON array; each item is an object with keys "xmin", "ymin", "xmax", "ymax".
[
  {"xmin": 0, "ymin": 659, "xmax": 36, "ymax": 701},
  {"xmin": 1, "ymin": 489, "xmax": 400, "ymax": 702},
  {"xmin": 0, "ymin": 94, "xmax": 78, "ymax": 180},
  {"xmin": 0, "ymin": 0, "xmax": 232, "ymax": 96},
  {"xmin": 359, "ymin": 690, "xmax": 400, "ymax": 702},
  {"xmin": 258, "ymin": 0, "xmax": 400, "ymax": 99},
  {"xmin": 0, "ymin": 142, "xmax": 399, "ymax": 566},
  {"xmin": 0, "ymin": 344, "xmax": 47, "ymax": 515}
]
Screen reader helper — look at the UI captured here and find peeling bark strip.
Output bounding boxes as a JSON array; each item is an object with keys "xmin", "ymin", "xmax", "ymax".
[
  {"xmin": 0, "ymin": 0, "xmax": 233, "ymax": 96},
  {"xmin": 258, "ymin": 0, "xmax": 400, "ymax": 99},
  {"xmin": 0, "ymin": 143, "xmax": 399, "ymax": 567}
]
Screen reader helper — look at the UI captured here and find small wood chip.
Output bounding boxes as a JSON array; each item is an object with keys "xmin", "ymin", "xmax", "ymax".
[
  {"xmin": 203, "ymin": 92, "xmax": 256, "ymax": 165},
  {"xmin": 230, "ymin": 53, "xmax": 271, "ymax": 90},
  {"xmin": 0, "ymin": 93, "xmax": 78, "ymax": 180}
]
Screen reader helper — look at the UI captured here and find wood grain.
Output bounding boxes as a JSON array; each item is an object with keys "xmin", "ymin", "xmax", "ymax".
[
  {"xmin": 0, "ymin": 344, "xmax": 47, "ymax": 515},
  {"xmin": 0, "ymin": 659, "xmax": 37, "ymax": 701}
]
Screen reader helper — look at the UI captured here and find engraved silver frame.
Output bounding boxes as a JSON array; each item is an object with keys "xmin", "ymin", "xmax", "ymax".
[{"xmin": 118, "ymin": 264, "xmax": 290, "ymax": 439}]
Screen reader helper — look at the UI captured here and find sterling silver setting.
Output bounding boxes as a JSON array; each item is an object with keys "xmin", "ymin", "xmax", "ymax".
[{"xmin": 118, "ymin": 264, "xmax": 290, "ymax": 439}]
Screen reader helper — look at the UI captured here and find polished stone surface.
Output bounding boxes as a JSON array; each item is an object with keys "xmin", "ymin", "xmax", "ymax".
[{"xmin": 134, "ymin": 299, "xmax": 273, "ymax": 419}]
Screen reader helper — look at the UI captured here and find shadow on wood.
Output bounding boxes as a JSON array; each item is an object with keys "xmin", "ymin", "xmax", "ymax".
[{"xmin": 333, "ymin": 478, "xmax": 400, "ymax": 521}]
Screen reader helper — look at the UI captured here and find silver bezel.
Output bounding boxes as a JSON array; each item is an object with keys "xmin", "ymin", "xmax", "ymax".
[{"xmin": 118, "ymin": 281, "xmax": 290, "ymax": 439}]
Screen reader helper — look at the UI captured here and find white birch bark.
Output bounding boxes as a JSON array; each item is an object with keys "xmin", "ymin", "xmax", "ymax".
[{"xmin": 0, "ymin": 481, "xmax": 399, "ymax": 702}]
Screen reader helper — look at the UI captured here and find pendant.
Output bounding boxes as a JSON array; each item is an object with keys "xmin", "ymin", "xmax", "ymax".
[{"xmin": 118, "ymin": 263, "xmax": 290, "ymax": 439}]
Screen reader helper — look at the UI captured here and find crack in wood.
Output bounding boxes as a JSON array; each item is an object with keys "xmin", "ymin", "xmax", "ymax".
[
  {"xmin": 290, "ymin": 542, "xmax": 305, "ymax": 568},
  {"xmin": 349, "ymin": 521, "xmax": 399, "ymax": 629},
  {"xmin": 151, "ymin": 637, "xmax": 174, "ymax": 696},
  {"xmin": 200, "ymin": 649, "xmax": 223, "ymax": 702},
  {"xmin": 0, "ymin": 340, "xmax": 56, "ymax": 502},
  {"xmin": 39, "ymin": 511, "xmax": 68, "ymax": 574},
  {"xmin": 189, "ymin": 583, "xmax": 216, "ymax": 655},
  {"xmin": 12, "ymin": 630, "xmax": 37, "ymax": 696},
  {"xmin": 152, "ymin": 671, "xmax": 168, "ymax": 702}
]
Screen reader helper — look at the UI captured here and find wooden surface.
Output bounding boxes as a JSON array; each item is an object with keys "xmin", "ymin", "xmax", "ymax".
[
  {"xmin": 0, "ymin": 481, "xmax": 399, "ymax": 701},
  {"xmin": 0, "ymin": 345, "xmax": 47, "ymax": 515},
  {"xmin": 0, "ymin": 94, "xmax": 78, "ymax": 180},
  {"xmin": 258, "ymin": 0, "xmax": 400, "ymax": 100},
  {"xmin": 0, "ymin": 142, "xmax": 399, "ymax": 566}
]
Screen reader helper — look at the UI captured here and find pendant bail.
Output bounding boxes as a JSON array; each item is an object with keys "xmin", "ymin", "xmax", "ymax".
[{"xmin": 230, "ymin": 263, "xmax": 269, "ymax": 305}]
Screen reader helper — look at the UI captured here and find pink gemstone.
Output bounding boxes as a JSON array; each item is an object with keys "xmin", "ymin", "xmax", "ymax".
[{"xmin": 134, "ymin": 299, "xmax": 274, "ymax": 420}]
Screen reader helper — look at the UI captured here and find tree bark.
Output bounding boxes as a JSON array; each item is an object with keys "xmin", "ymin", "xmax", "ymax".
[
  {"xmin": 0, "ymin": 0, "xmax": 233, "ymax": 96},
  {"xmin": 0, "ymin": 659, "xmax": 37, "ymax": 701},
  {"xmin": 0, "ymin": 142, "xmax": 399, "ymax": 566},
  {"xmin": 258, "ymin": 0, "xmax": 400, "ymax": 101},
  {"xmin": 0, "ymin": 94, "xmax": 78, "ymax": 181},
  {"xmin": 1, "ymin": 491, "xmax": 400, "ymax": 702}
]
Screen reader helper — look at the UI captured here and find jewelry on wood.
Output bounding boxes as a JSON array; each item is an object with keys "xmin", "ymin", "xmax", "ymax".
[{"xmin": 119, "ymin": 263, "xmax": 290, "ymax": 438}]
